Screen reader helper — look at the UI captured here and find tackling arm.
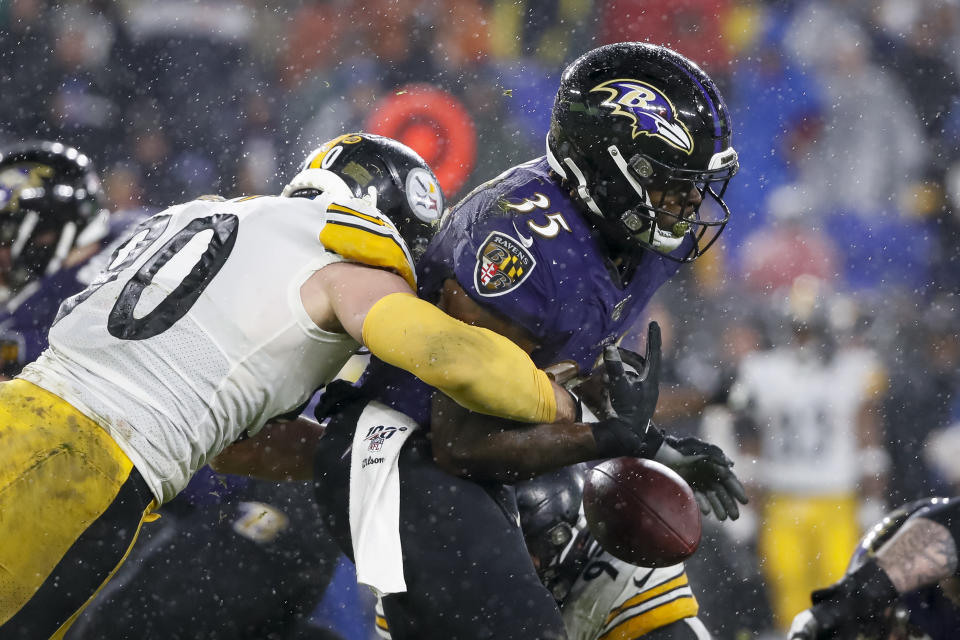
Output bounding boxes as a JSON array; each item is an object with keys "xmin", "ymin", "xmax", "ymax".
[
  {"xmin": 877, "ymin": 510, "xmax": 959, "ymax": 592},
  {"xmin": 302, "ymin": 262, "xmax": 577, "ymax": 424}
]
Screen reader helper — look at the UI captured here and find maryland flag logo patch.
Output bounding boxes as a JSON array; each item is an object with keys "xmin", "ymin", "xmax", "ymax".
[{"xmin": 474, "ymin": 231, "xmax": 536, "ymax": 297}]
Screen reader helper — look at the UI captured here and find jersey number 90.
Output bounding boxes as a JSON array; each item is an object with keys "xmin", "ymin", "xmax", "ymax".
[{"xmin": 55, "ymin": 213, "xmax": 239, "ymax": 341}]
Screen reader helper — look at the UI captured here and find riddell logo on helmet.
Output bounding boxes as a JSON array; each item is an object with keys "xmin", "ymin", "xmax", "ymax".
[{"xmin": 591, "ymin": 79, "xmax": 694, "ymax": 154}]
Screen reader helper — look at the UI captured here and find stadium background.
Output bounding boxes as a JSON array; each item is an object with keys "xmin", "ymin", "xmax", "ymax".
[{"xmin": 2, "ymin": 0, "xmax": 959, "ymax": 638}]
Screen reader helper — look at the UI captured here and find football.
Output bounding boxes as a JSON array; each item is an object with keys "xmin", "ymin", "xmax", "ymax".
[{"xmin": 583, "ymin": 457, "xmax": 701, "ymax": 567}]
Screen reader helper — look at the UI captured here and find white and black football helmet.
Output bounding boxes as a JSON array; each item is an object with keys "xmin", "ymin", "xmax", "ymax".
[
  {"xmin": 0, "ymin": 141, "xmax": 109, "ymax": 294},
  {"xmin": 283, "ymin": 133, "xmax": 444, "ymax": 263},
  {"xmin": 547, "ymin": 43, "xmax": 739, "ymax": 262}
]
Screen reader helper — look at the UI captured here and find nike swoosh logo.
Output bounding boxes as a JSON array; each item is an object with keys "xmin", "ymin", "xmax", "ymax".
[
  {"xmin": 511, "ymin": 221, "xmax": 534, "ymax": 248},
  {"xmin": 633, "ymin": 569, "xmax": 655, "ymax": 589}
]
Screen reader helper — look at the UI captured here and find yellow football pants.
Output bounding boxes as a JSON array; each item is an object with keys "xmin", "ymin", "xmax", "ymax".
[
  {"xmin": 0, "ymin": 379, "xmax": 157, "ymax": 639},
  {"xmin": 758, "ymin": 493, "xmax": 859, "ymax": 629}
]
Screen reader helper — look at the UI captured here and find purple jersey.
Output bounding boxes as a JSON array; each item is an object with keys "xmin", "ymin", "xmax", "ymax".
[{"xmin": 362, "ymin": 157, "xmax": 683, "ymax": 425}]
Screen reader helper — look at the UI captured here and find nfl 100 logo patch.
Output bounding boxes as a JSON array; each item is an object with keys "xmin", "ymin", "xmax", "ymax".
[
  {"xmin": 363, "ymin": 424, "xmax": 408, "ymax": 451},
  {"xmin": 474, "ymin": 231, "xmax": 536, "ymax": 297}
]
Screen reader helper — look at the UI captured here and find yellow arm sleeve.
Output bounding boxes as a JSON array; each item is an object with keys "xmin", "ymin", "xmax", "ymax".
[{"xmin": 361, "ymin": 292, "xmax": 557, "ymax": 424}]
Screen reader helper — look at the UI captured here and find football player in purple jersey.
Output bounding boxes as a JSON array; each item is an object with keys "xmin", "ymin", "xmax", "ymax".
[
  {"xmin": 309, "ymin": 42, "xmax": 746, "ymax": 640},
  {"xmin": 0, "ymin": 141, "xmax": 149, "ymax": 377},
  {"xmin": 224, "ymin": 43, "xmax": 747, "ymax": 639}
]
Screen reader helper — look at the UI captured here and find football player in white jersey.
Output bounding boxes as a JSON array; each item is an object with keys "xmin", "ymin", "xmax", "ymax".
[
  {"xmin": 727, "ymin": 280, "xmax": 888, "ymax": 630},
  {"xmin": 514, "ymin": 466, "xmax": 710, "ymax": 640},
  {"xmin": 0, "ymin": 133, "xmax": 581, "ymax": 639},
  {"xmin": 369, "ymin": 465, "xmax": 710, "ymax": 640},
  {"xmin": 364, "ymin": 354, "xmax": 720, "ymax": 640}
]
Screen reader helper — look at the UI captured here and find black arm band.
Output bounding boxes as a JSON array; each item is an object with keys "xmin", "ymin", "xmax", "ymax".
[
  {"xmin": 590, "ymin": 418, "xmax": 664, "ymax": 459},
  {"xmin": 813, "ymin": 559, "xmax": 899, "ymax": 626},
  {"xmin": 848, "ymin": 560, "xmax": 900, "ymax": 611}
]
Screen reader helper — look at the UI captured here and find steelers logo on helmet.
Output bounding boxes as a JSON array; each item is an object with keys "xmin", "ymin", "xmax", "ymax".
[
  {"xmin": 285, "ymin": 132, "xmax": 445, "ymax": 271},
  {"xmin": 591, "ymin": 79, "xmax": 693, "ymax": 154},
  {"xmin": 404, "ymin": 167, "xmax": 443, "ymax": 223}
]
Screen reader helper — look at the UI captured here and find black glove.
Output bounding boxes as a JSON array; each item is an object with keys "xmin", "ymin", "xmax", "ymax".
[
  {"xmin": 788, "ymin": 560, "xmax": 899, "ymax": 639},
  {"xmin": 655, "ymin": 435, "xmax": 748, "ymax": 521},
  {"xmin": 590, "ymin": 322, "xmax": 663, "ymax": 459}
]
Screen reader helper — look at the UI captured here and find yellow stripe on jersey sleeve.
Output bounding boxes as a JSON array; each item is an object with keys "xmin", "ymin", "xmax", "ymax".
[
  {"xmin": 598, "ymin": 596, "xmax": 699, "ymax": 640},
  {"xmin": 318, "ymin": 207, "xmax": 416, "ymax": 290},
  {"xmin": 605, "ymin": 574, "xmax": 690, "ymax": 625},
  {"xmin": 327, "ymin": 202, "xmax": 388, "ymax": 226},
  {"xmin": 375, "ymin": 614, "xmax": 389, "ymax": 631}
]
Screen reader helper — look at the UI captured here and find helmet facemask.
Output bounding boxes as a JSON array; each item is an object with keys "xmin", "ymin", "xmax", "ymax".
[
  {"xmin": 548, "ymin": 135, "xmax": 738, "ymax": 264},
  {"xmin": 610, "ymin": 146, "xmax": 738, "ymax": 262},
  {"xmin": 0, "ymin": 145, "xmax": 107, "ymax": 295}
]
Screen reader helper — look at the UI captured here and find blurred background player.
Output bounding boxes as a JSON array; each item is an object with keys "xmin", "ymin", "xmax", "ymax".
[
  {"xmin": 0, "ymin": 141, "xmax": 148, "ymax": 375},
  {"xmin": 790, "ymin": 497, "xmax": 960, "ymax": 640},
  {"xmin": 727, "ymin": 276, "xmax": 889, "ymax": 630}
]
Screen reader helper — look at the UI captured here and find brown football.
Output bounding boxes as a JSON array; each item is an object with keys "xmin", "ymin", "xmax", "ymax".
[{"xmin": 583, "ymin": 457, "xmax": 701, "ymax": 567}]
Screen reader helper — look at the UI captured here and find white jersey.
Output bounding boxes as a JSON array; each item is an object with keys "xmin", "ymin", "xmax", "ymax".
[
  {"xmin": 729, "ymin": 345, "xmax": 884, "ymax": 494},
  {"xmin": 561, "ymin": 542, "xmax": 705, "ymax": 640},
  {"xmin": 373, "ymin": 544, "xmax": 705, "ymax": 640},
  {"xmin": 21, "ymin": 193, "xmax": 415, "ymax": 503}
]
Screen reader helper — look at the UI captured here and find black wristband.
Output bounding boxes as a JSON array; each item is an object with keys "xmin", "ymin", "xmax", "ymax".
[
  {"xmin": 830, "ymin": 560, "xmax": 899, "ymax": 623},
  {"xmin": 853, "ymin": 560, "xmax": 899, "ymax": 604},
  {"xmin": 590, "ymin": 417, "xmax": 664, "ymax": 459}
]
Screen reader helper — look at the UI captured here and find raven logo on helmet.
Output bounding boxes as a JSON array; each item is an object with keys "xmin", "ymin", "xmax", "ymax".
[{"xmin": 591, "ymin": 79, "xmax": 694, "ymax": 154}]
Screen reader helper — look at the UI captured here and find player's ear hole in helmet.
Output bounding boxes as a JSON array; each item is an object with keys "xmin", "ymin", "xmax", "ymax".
[
  {"xmin": 546, "ymin": 42, "xmax": 739, "ymax": 263},
  {"xmin": 283, "ymin": 133, "xmax": 444, "ymax": 263},
  {"xmin": 516, "ymin": 464, "xmax": 590, "ymax": 602},
  {"xmin": 0, "ymin": 141, "xmax": 109, "ymax": 295}
]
